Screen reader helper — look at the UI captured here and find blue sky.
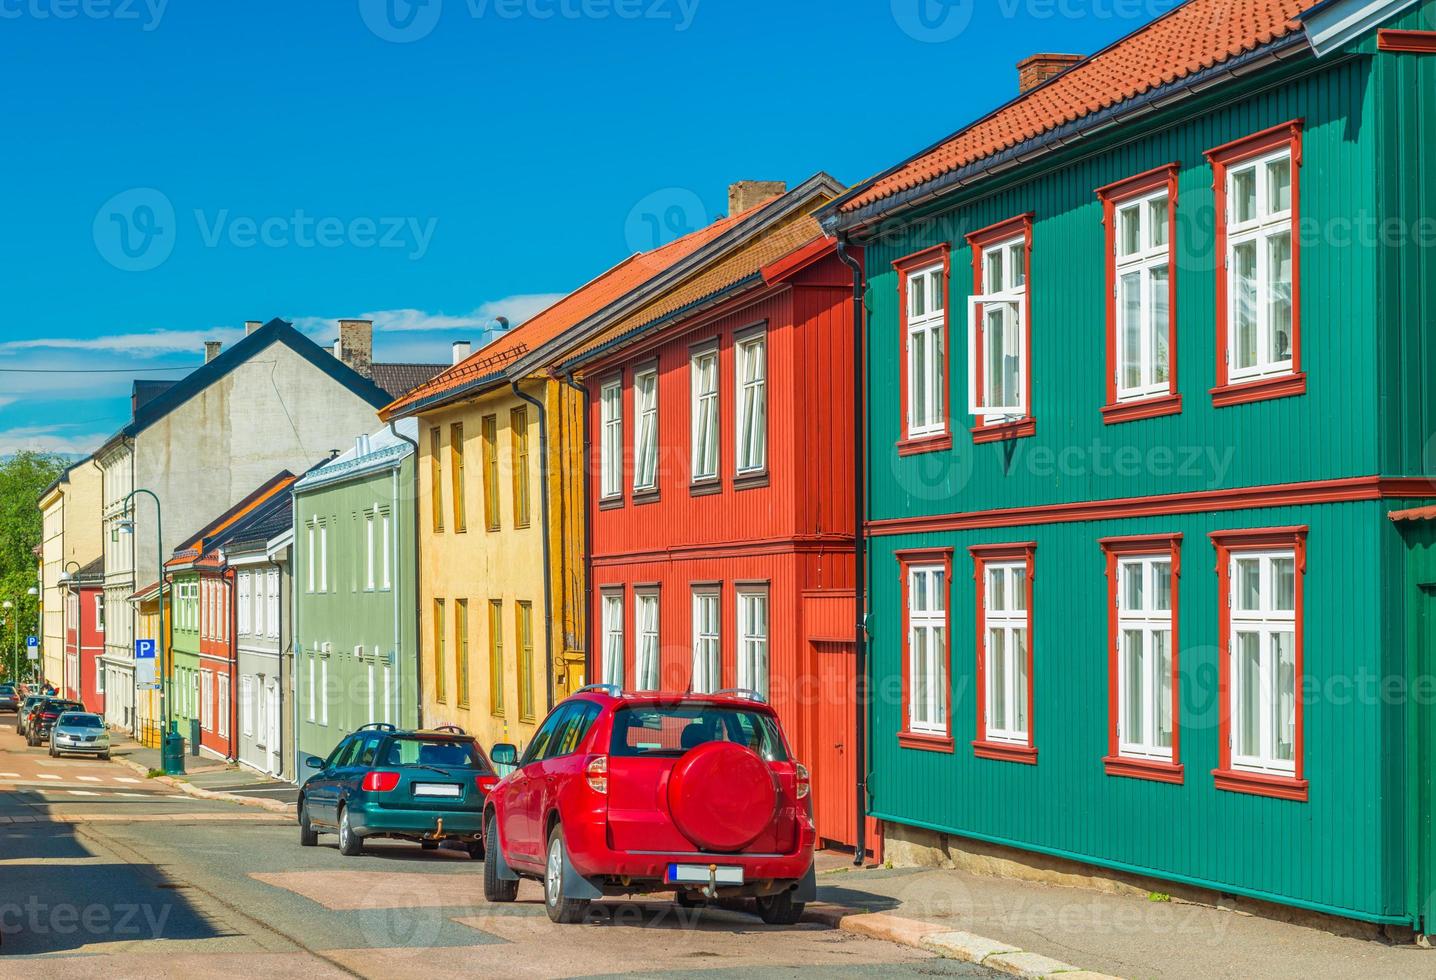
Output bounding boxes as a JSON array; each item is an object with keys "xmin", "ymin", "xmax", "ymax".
[{"xmin": 0, "ymin": 0, "xmax": 1176, "ymax": 455}]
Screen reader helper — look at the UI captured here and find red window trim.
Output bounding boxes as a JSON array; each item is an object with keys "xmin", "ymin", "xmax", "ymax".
[
  {"xmin": 965, "ymin": 215, "xmax": 1035, "ymax": 443},
  {"xmin": 1209, "ymin": 525, "xmax": 1309, "ymax": 803},
  {"xmin": 969, "ymin": 541, "xmax": 1037, "ymax": 763},
  {"xmin": 1096, "ymin": 164, "xmax": 1181, "ymax": 425},
  {"xmin": 1099, "ymin": 533, "xmax": 1184, "ymax": 784},
  {"xmin": 894, "ymin": 244, "xmax": 952, "ymax": 455},
  {"xmin": 1377, "ymin": 29, "xmax": 1436, "ymax": 52},
  {"xmin": 896, "ymin": 547, "xmax": 955, "ymax": 752},
  {"xmin": 1204, "ymin": 120, "xmax": 1305, "ymax": 407}
]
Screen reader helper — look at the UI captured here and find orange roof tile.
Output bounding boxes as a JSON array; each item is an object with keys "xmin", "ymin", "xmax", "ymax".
[
  {"xmin": 840, "ymin": 0, "xmax": 1321, "ymax": 215},
  {"xmin": 382, "ymin": 204, "xmax": 766, "ymax": 419}
]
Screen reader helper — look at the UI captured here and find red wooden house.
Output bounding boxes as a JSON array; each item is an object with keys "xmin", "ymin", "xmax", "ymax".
[
  {"xmin": 557, "ymin": 180, "xmax": 865, "ymax": 849},
  {"xmin": 63, "ymin": 558, "xmax": 106, "ymax": 712}
]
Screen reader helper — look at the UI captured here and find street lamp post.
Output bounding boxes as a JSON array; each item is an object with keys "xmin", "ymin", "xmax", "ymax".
[{"xmin": 118, "ymin": 488, "xmax": 174, "ymax": 773}]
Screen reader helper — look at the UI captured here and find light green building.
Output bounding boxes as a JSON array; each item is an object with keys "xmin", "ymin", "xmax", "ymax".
[{"xmin": 292, "ymin": 421, "xmax": 421, "ymax": 764}]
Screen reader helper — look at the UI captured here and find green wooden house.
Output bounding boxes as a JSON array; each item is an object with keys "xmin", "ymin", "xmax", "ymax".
[
  {"xmin": 824, "ymin": 0, "xmax": 1436, "ymax": 928},
  {"xmin": 292, "ymin": 421, "xmax": 421, "ymax": 767}
]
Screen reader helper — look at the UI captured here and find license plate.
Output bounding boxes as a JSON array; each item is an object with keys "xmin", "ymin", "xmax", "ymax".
[
  {"xmin": 413, "ymin": 783, "xmax": 461, "ymax": 798},
  {"xmin": 666, "ymin": 863, "xmax": 744, "ymax": 886}
]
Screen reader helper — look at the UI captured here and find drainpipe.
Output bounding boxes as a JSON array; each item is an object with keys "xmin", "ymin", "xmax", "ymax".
[
  {"xmin": 268, "ymin": 551, "xmax": 285, "ymax": 779},
  {"xmin": 226, "ymin": 565, "xmax": 238, "ymax": 763},
  {"xmin": 835, "ymin": 236, "xmax": 869, "ymax": 867},
  {"xmin": 388, "ymin": 420, "xmax": 423, "ymax": 728},
  {"xmin": 560, "ymin": 371, "xmax": 592, "ymax": 683},
  {"xmin": 511, "ymin": 379, "xmax": 556, "ymax": 712}
]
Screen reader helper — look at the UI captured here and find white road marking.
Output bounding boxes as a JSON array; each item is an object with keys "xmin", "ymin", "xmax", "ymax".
[
  {"xmin": 36, "ymin": 774, "xmax": 60, "ymax": 780},
  {"xmin": 0, "ymin": 772, "xmax": 20, "ymax": 778},
  {"xmin": 67, "ymin": 790, "xmax": 100, "ymax": 797},
  {"xmin": 77, "ymin": 776, "xmax": 101, "ymax": 782},
  {"xmin": 114, "ymin": 777, "xmax": 142, "ymax": 784}
]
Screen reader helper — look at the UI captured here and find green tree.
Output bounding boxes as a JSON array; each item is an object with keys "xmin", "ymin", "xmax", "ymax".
[{"xmin": 0, "ymin": 451, "xmax": 66, "ymax": 681}]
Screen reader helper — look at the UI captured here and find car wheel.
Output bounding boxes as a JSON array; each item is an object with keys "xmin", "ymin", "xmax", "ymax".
[
  {"xmin": 48, "ymin": 745, "xmax": 56, "ymax": 758},
  {"xmin": 755, "ymin": 890, "xmax": 804, "ymax": 926},
  {"xmin": 482, "ymin": 813, "xmax": 518, "ymax": 903},
  {"xmin": 544, "ymin": 824, "xmax": 590, "ymax": 924},
  {"xmin": 298, "ymin": 801, "xmax": 319, "ymax": 847},
  {"xmin": 420, "ymin": 840, "xmax": 439, "ymax": 851},
  {"xmin": 337, "ymin": 805, "xmax": 363, "ymax": 857}
]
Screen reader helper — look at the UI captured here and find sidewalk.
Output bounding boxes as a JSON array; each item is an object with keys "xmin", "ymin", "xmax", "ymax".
[
  {"xmin": 109, "ymin": 735, "xmax": 299, "ymax": 809},
  {"xmin": 813, "ymin": 863, "xmax": 1432, "ymax": 979}
]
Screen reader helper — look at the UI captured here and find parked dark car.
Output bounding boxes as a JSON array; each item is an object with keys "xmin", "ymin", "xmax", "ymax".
[
  {"xmin": 0, "ymin": 684, "xmax": 17, "ymax": 712},
  {"xmin": 15, "ymin": 695, "xmax": 45, "ymax": 736},
  {"xmin": 297, "ymin": 724, "xmax": 497, "ymax": 858},
  {"xmin": 26, "ymin": 699, "xmax": 85, "ymax": 746}
]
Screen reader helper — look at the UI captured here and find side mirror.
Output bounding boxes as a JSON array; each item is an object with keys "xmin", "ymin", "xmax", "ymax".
[
  {"xmin": 490, "ymin": 743, "xmax": 518, "ymax": 767},
  {"xmin": 304, "ymin": 756, "xmax": 323, "ymax": 770}
]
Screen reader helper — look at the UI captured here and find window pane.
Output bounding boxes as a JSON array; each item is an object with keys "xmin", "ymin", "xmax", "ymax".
[
  {"xmin": 911, "ymin": 570, "xmax": 928, "ymax": 613},
  {"xmin": 929, "ymin": 325, "xmax": 945, "ymax": 420},
  {"xmin": 1118, "ymin": 205, "xmax": 1140, "ymax": 257},
  {"xmin": 1120, "ymin": 272, "xmax": 1142, "ymax": 390},
  {"xmin": 1233, "ymin": 241, "xmax": 1259, "ymax": 370},
  {"xmin": 909, "ymin": 275, "xmax": 926, "ymax": 318},
  {"xmin": 1010, "ymin": 565, "xmax": 1026, "ymax": 611},
  {"xmin": 1266, "ymin": 155, "xmax": 1291, "ymax": 214},
  {"xmin": 1273, "ymin": 557, "xmax": 1295, "ymax": 612},
  {"xmin": 929, "ymin": 270, "xmax": 945, "ymax": 313},
  {"xmin": 931, "ymin": 568, "xmax": 946, "ymax": 612},
  {"xmin": 1233, "ymin": 166, "xmax": 1257, "ymax": 223},
  {"xmin": 988, "ymin": 628, "xmax": 1006, "ymax": 731},
  {"xmin": 1013, "ymin": 628, "xmax": 1028, "ymax": 735},
  {"xmin": 1152, "ymin": 560, "xmax": 1172, "ymax": 612},
  {"xmin": 1266, "ymin": 231, "xmax": 1293, "ymax": 364},
  {"xmin": 985, "ymin": 249, "xmax": 1004, "ymax": 294},
  {"xmin": 1236, "ymin": 558, "xmax": 1261, "ymax": 610},
  {"xmin": 1123, "ymin": 629, "xmax": 1144, "ymax": 744},
  {"xmin": 1274, "ymin": 630, "xmax": 1296, "ymax": 762},
  {"xmin": 1122, "ymin": 562, "xmax": 1143, "ymax": 612},
  {"xmin": 987, "ymin": 566, "xmax": 1004, "ymax": 611},
  {"xmin": 1149, "ymin": 195, "xmax": 1168, "ymax": 248},
  {"xmin": 1150, "ymin": 265, "xmax": 1169, "ymax": 385},
  {"xmin": 911, "ymin": 331, "xmax": 928, "ymax": 428},
  {"xmin": 1009, "ymin": 243, "xmax": 1026, "ymax": 289},
  {"xmin": 932, "ymin": 627, "xmax": 946, "ymax": 725},
  {"xmin": 1155, "ymin": 629, "xmax": 1173, "ymax": 748},
  {"xmin": 985, "ymin": 307, "xmax": 1008, "ymax": 407},
  {"xmin": 911, "ymin": 629, "xmax": 929, "ymax": 725},
  {"xmin": 1236, "ymin": 631, "xmax": 1261, "ymax": 758}
]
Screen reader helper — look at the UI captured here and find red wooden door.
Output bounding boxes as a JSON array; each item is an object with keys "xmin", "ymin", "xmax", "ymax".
[{"xmin": 808, "ymin": 639, "xmax": 857, "ymax": 848}]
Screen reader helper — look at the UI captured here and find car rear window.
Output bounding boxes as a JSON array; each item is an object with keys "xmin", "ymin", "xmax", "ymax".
[
  {"xmin": 382, "ymin": 737, "xmax": 489, "ymax": 771},
  {"xmin": 610, "ymin": 704, "xmax": 789, "ymax": 762}
]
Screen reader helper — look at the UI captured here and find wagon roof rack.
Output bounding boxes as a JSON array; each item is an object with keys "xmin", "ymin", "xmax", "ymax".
[
  {"xmin": 714, "ymin": 688, "xmax": 767, "ymax": 704},
  {"xmin": 357, "ymin": 722, "xmax": 397, "ymax": 732},
  {"xmin": 575, "ymin": 683, "xmax": 624, "ymax": 697}
]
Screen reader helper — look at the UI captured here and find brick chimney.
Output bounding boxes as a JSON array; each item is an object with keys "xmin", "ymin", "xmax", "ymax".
[
  {"xmin": 727, "ymin": 181, "xmax": 786, "ymax": 217},
  {"xmin": 204, "ymin": 341, "xmax": 222, "ymax": 363},
  {"xmin": 244, "ymin": 320, "xmax": 263, "ymax": 336},
  {"xmin": 336, "ymin": 319, "xmax": 373, "ymax": 379},
  {"xmin": 1018, "ymin": 53, "xmax": 1082, "ymax": 93}
]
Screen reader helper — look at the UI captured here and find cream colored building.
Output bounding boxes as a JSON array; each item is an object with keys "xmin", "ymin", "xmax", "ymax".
[{"xmin": 38, "ymin": 460, "xmax": 104, "ymax": 690}]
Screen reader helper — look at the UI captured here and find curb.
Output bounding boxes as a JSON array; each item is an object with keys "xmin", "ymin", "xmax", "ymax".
[
  {"xmin": 110, "ymin": 753, "xmax": 297, "ymax": 816},
  {"xmin": 806, "ymin": 904, "xmax": 1121, "ymax": 979}
]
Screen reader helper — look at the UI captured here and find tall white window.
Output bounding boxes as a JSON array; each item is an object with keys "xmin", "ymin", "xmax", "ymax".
[
  {"xmin": 307, "ymin": 653, "xmax": 316, "ymax": 722},
  {"xmin": 982, "ymin": 561, "xmax": 1029, "ymax": 744},
  {"xmin": 200, "ymin": 671, "xmax": 214, "ymax": 731},
  {"xmin": 241, "ymin": 676, "xmax": 254, "ymax": 737},
  {"xmin": 366, "ymin": 659, "xmax": 375, "ymax": 723},
  {"xmin": 690, "ymin": 349, "xmax": 719, "ymax": 483},
  {"xmin": 601, "ymin": 592, "xmax": 624, "ymax": 688},
  {"xmin": 635, "ymin": 590, "xmax": 660, "ymax": 691},
  {"xmin": 633, "ymin": 368, "xmax": 658, "ymax": 492},
  {"xmin": 1114, "ymin": 190, "xmax": 1171, "ymax": 401},
  {"xmin": 95, "ymin": 595, "xmax": 105, "ymax": 632},
  {"xmin": 365, "ymin": 512, "xmax": 376, "ymax": 590},
  {"xmin": 737, "ymin": 588, "xmax": 769, "ymax": 700},
  {"xmin": 1116, "ymin": 556, "xmax": 1174, "ymax": 759},
  {"xmin": 218, "ymin": 675, "xmax": 230, "ymax": 738},
  {"xmin": 967, "ymin": 237, "xmax": 1028, "ymax": 418},
  {"xmin": 239, "ymin": 572, "xmax": 252, "ymax": 636},
  {"xmin": 381, "ymin": 512, "xmax": 392, "ymax": 590},
  {"xmin": 383, "ymin": 662, "xmax": 394, "ymax": 725},
  {"xmin": 319, "ymin": 655, "xmax": 329, "ymax": 726},
  {"xmin": 306, "ymin": 524, "xmax": 316, "ymax": 593},
  {"xmin": 691, "ymin": 589, "xmax": 720, "ymax": 693},
  {"xmin": 1230, "ymin": 550, "xmax": 1297, "ymax": 774},
  {"xmin": 255, "ymin": 571, "xmax": 268, "ymax": 639},
  {"xmin": 600, "ymin": 379, "xmax": 623, "ymax": 499},
  {"xmin": 905, "ymin": 264, "xmax": 946, "ymax": 437},
  {"xmin": 1226, "ymin": 149, "xmax": 1294, "ymax": 381},
  {"xmin": 735, "ymin": 333, "xmax": 767, "ymax": 473},
  {"xmin": 267, "ymin": 569, "xmax": 280, "ymax": 638},
  {"xmin": 319, "ymin": 524, "xmax": 329, "ymax": 592},
  {"xmin": 907, "ymin": 564, "xmax": 947, "ymax": 734}
]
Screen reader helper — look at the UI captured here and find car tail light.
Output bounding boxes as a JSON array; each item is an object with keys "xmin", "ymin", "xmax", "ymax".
[
  {"xmin": 795, "ymin": 762, "xmax": 810, "ymax": 800},
  {"xmin": 585, "ymin": 755, "xmax": 608, "ymax": 794},
  {"xmin": 475, "ymin": 774, "xmax": 498, "ymax": 794},
  {"xmin": 361, "ymin": 771, "xmax": 400, "ymax": 793}
]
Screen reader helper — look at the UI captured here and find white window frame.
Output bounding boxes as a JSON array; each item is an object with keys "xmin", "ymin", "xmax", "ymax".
[
  {"xmin": 907, "ymin": 564, "xmax": 947, "ymax": 735},
  {"xmin": 634, "ymin": 589, "xmax": 660, "ymax": 691},
  {"xmin": 1228, "ymin": 549, "xmax": 1298, "ymax": 776},
  {"xmin": 95, "ymin": 594, "xmax": 105, "ymax": 633},
  {"xmin": 905, "ymin": 263, "xmax": 947, "ymax": 438},
  {"xmin": 690, "ymin": 348, "xmax": 719, "ymax": 484},
  {"xmin": 633, "ymin": 367, "xmax": 659, "ymax": 492},
  {"xmin": 601, "ymin": 591, "xmax": 624, "ymax": 688},
  {"xmin": 239, "ymin": 572, "xmax": 252, "ymax": 636},
  {"xmin": 267, "ymin": 568, "xmax": 280, "ymax": 638},
  {"xmin": 383, "ymin": 661, "xmax": 394, "ymax": 725},
  {"xmin": 735, "ymin": 332, "xmax": 767, "ymax": 473},
  {"xmin": 1115, "ymin": 555, "xmax": 1174, "ymax": 761},
  {"xmin": 319, "ymin": 523, "xmax": 328, "ymax": 592},
  {"xmin": 691, "ymin": 588, "xmax": 720, "ymax": 693},
  {"xmin": 736, "ymin": 587, "xmax": 770, "ymax": 700},
  {"xmin": 966, "ymin": 237, "xmax": 1028, "ymax": 419},
  {"xmin": 982, "ymin": 560, "xmax": 1030, "ymax": 745},
  {"xmin": 1113, "ymin": 187, "xmax": 1172, "ymax": 402},
  {"xmin": 306, "ymin": 524, "xmax": 316, "ymax": 593},
  {"xmin": 241, "ymin": 675, "xmax": 254, "ymax": 738},
  {"xmin": 600, "ymin": 379, "xmax": 623, "ymax": 499},
  {"xmin": 200, "ymin": 670, "xmax": 213, "ymax": 732},
  {"xmin": 319, "ymin": 654, "xmax": 329, "ymax": 726},
  {"xmin": 1225, "ymin": 148, "xmax": 1295, "ymax": 382},
  {"xmin": 380, "ymin": 511, "xmax": 392, "ymax": 591},
  {"xmin": 218, "ymin": 674, "xmax": 230, "ymax": 739},
  {"xmin": 365, "ymin": 511, "xmax": 376, "ymax": 591},
  {"xmin": 307, "ymin": 653, "xmax": 316, "ymax": 722},
  {"xmin": 254, "ymin": 571, "xmax": 266, "ymax": 640}
]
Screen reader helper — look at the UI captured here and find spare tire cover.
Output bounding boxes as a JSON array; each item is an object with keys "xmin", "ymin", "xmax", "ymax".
[{"xmin": 667, "ymin": 741, "xmax": 778, "ymax": 852}]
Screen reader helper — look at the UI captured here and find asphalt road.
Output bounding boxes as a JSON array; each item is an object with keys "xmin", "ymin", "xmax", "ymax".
[{"xmin": 0, "ymin": 711, "xmax": 997, "ymax": 978}]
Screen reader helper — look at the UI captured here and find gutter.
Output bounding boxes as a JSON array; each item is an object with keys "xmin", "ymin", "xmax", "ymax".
[
  {"xmin": 511, "ymin": 380, "xmax": 556, "ymax": 714},
  {"xmin": 560, "ymin": 371, "xmax": 593, "ymax": 682},
  {"xmin": 388, "ymin": 420, "xmax": 424, "ymax": 729}
]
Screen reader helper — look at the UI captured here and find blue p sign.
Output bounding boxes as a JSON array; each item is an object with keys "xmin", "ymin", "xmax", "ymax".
[{"xmin": 25, "ymin": 636, "xmax": 37, "ymax": 649}]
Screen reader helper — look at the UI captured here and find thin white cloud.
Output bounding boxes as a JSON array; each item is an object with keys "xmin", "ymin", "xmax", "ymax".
[
  {"xmin": 0, "ymin": 328, "xmax": 243, "ymax": 356},
  {"xmin": 292, "ymin": 295, "xmax": 564, "ymax": 337},
  {"xmin": 0, "ymin": 426, "xmax": 108, "ymax": 457}
]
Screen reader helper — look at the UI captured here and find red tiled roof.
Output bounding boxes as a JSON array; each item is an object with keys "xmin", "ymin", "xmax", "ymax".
[
  {"xmin": 165, "ymin": 473, "xmax": 296, "ymax": 569},
  {"xmin": 381, "ymin": 204, "xmax": 766, "ymax": 419},
  {"xmin": 840, "ymin": 0, "xmax": 1320, "ymax": 214}
]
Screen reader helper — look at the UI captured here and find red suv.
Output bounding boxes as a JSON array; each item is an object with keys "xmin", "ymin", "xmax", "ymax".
[{"xmin": 483, "ymin": 686, "xmax": 816, "ymax": 924}]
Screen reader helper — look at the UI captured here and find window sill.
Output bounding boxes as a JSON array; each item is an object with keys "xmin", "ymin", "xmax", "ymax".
[
  {"xmin": 690, "ymin": 480, "xmax": 721, "ymax": 497},
  {"xmin": 733, "ymin": 471, "xmax": 769, "ymax": 491},
  {"xmin": 632, "ymin": 488, "xmax": 660, "ymax": 506},
  {"xmin": 1211, "ymin": 372, "xmax": 1306, "ymax": 407},
  {"xmin": 973, "ymin": 739, "xmax": 1037, "ymax": 764},
  {"xmin": 898, "ymin": 731, "xmax": 954, "ymax": 753},
  {"xmin": 1103, "ymin": 755, "xmax": 1184, "ymax": 784},
  {"xmin": 897, "ymin": 432, "xmax": 952, "ymax": 456},
  {"xmin": 598, "ymin": 496, "xmax": 625, "ymax": 511},
  {"xmin": 1100, "ymin": 393, "xmax": 1182, "ymax": 425},
  {"xmin": 1213, "ymin": 768, "xmax": 1307, "ymax": 801},
  {"xmin": 971, "ymin": 417, "xmax": 1036, "ymax": 444}
]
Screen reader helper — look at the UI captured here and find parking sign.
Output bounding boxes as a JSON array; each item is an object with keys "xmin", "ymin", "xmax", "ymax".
[
  {"xmin": 135, "ymin": 638, "xmax": 159, "ymax": 690},
  {"xmin": 25, "ymin": 635, "xmax": 38, "ymax": 661}
]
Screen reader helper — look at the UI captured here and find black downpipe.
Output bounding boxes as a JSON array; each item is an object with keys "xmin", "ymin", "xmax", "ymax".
[
  {"xmin": 560, "ymin": 372, "xmax": 593, "ymax": 683},
  {"xmin": 388, "ymin": 420, "xmax": 424, "ymax": 729},
  {"xmin": 835, "ymin": 237, "xmax": 869, "ymax": 866},
  {"xmin": 511, "ymin": 380, "xmax": 556, "ymax": 713}
]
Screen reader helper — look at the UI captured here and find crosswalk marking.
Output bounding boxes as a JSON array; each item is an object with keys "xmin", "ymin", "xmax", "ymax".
[
  {"xmin": 0, "ymin": 772, "xmax": 20, "ymax": 778},
  {"xmin": 115, "ymin": 777, "xmax": 142, "ymax": 784},
  {"xmin": 36, "ymin": 774, "xmax": 60, "ymax": 780},
  {"xmin": 67, "ymin": 790, "xmax": 100, "ymax": 796},
  {"xmin": 77, "ymin": 776, "xmax": 101, "ymax": 783}
]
